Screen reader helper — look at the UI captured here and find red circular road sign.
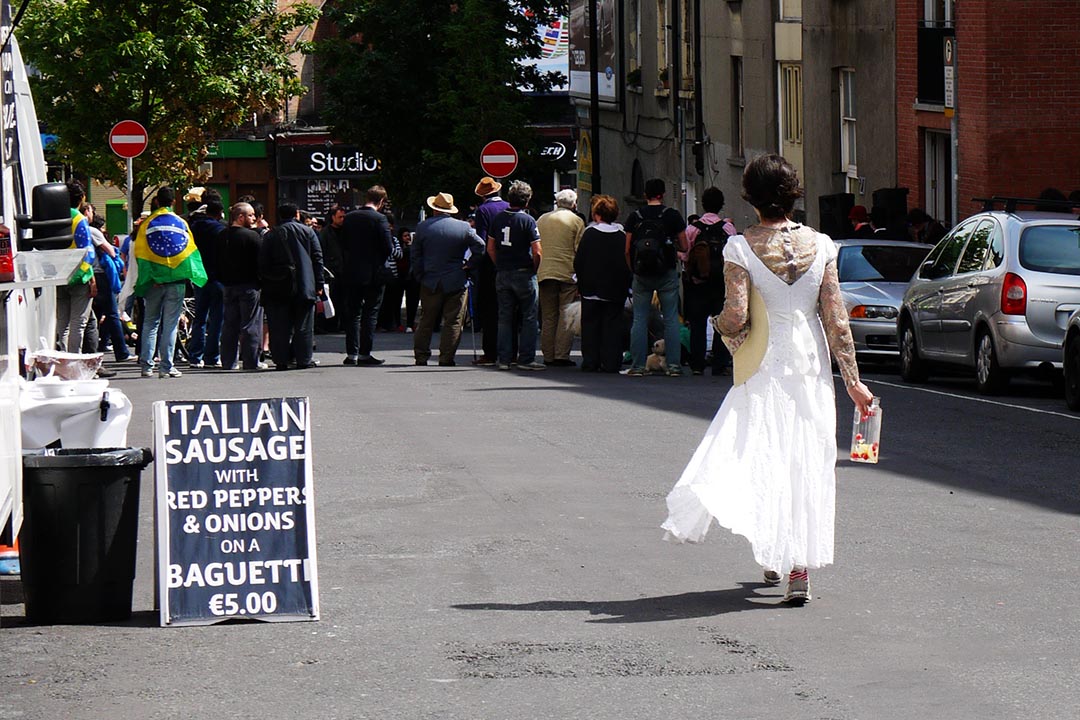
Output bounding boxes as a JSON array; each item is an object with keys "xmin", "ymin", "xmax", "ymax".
[
  {"xmin": 480, "ymin": 140, "xmax": 518, "ymax": 178},
  {"xmin": 109, "ymin": 120, "xmax": 149, "ymax": 159}
]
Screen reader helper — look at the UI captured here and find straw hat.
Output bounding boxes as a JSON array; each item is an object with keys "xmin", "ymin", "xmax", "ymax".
[
  {"xmin": 183, "ymin": 186, "xmax": 206, "ymax": 203},
  {"xmin": 426, "ymin": 192, "xmax": 458, "ymax": 215},
  {"xmin": 474, "ymin": 176, "xmax": 502, "ymax": 197}
]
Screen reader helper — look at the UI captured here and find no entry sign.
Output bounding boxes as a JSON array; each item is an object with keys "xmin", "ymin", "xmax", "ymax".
[
  {"xmin": 480, "ymin": 140, "xmax": 518, "ymax": 178},
  {"xmin": 109, "ymin": 120, "xmax": 148, "ymax": 159}
]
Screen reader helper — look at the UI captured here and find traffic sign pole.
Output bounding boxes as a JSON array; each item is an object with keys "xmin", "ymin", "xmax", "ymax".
[{"xmin": 126, "ymin": 158, "xmax": 133, "ymax": 234}]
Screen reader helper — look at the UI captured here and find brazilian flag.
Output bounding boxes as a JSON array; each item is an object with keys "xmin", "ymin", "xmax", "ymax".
[
  {"xmin": 133, "ymin": 207, "xmax": 207, "ymax": 296},
  {"xmin": 69, "ymin": 209, "xmax": 95, "ymax": 285}
]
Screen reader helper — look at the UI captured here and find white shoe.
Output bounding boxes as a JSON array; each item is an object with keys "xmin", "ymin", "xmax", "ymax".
[{"xmin": 160, "ymin": 368, "xmax": 183, "ymax": 378}]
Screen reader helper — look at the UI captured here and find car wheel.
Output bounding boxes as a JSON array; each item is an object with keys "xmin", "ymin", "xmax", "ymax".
[
  {"xmin": 975, "ymin": 330, "xmax": 1008, "ymax": 395},
  {"xmin": 899, "ymin": 321, "xmax": 927, "ymax": 383},
  {"xmin": 1065, "ymin": 333, "xmax": 1080, "ymax": 411}
]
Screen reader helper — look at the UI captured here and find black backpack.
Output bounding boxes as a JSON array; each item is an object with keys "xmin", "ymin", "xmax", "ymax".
[
  {"xmin": 686, "ymin": 219, "xmax": 733, "ymax": 283},
  {"xmin": 630, "ymin": 210, "xmax": 670, "ymax": 276}
]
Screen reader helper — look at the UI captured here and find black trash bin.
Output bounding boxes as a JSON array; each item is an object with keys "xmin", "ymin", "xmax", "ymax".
[{"xmin": 19, "ymin": 447, "xmax": 153, "ymax": 623}]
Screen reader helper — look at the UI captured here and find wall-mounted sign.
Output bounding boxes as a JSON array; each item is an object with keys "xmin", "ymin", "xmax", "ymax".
[
  {"xmin": 568, "ymin": 0, "xmax": 618, "ymax": 103},
  {"xmin": 943, "ymin": 37, "xmax": 957, "ymax": 111},
  {"xmin": 539, "ymin": 141, "xmax": 568, "ymax": 161},
  {"xmin": 277, "ymin": 145, "xmax": 381, "ymax": 179}
]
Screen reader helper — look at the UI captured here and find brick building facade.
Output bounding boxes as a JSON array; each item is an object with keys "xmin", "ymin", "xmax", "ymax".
[{"xmin": 897, "ymin": 0, "xmax": 1080, "ymax": 227}]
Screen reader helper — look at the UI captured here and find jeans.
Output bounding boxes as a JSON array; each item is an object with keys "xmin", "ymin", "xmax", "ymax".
[
  {"xmin": 631, "ymin": 269, "xmax": 681, "ymax": 370},
  {"xmin": 140, "ymin": 281, "xmax": 187, "ymax": 373},
  {"xmin": 185, "ymin": 280, "xmax": 223, "ymax": 365},
  {"xmin": 93, "ymin": 274, "xmax": 131, "ymax": 360},
  {"xmin": 220, "ymin": 285, "xmax": 263, "ymax": 370},
  {"xmin": 683, "ymin": 278, "xmax": 730, "ymax": 372},
  {"xmin": 344, "ymin": 281, "xmax": 384, "ymax": 358},
  {"xmin": 55, "ymin": 282, "xmax": 93, "ymax": 352},
  {"xmin": 496, "ymin": 269, "xmax": 539, "ymax": 365}
]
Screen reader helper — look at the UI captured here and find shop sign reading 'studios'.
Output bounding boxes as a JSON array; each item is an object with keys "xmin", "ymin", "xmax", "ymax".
[{"xmin": 277, "ymin": 144, "xmax": 381, "ymax": 179}]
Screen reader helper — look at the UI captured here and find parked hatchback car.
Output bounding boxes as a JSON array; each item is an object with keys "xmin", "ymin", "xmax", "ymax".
[
  {"xmin": 1063, "ymin": 309, "xmax": 1080, "ymax": 410},
  {"xmin": 898, "ymin": 206, "xmax": 1080, "ymax": 394},
  {"xmin": 835, "ymin": 239, "xmax": 932, "ymax": 360}
]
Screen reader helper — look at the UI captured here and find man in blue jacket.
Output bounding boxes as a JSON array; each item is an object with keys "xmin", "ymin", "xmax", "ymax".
[{"xmin": 410, "ymin": 192, "xmax": 486, "ymax": 366}]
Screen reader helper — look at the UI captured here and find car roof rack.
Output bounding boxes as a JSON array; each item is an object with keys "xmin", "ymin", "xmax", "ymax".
[{"xmin": 972, "ymin": 196, "xmax": 1080, "ymax": 213}]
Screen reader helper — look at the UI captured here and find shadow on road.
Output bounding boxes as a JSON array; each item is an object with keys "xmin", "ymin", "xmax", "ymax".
[{"xmin": 452, "ymin": 583, "xmax": 790, "ymax": 623}]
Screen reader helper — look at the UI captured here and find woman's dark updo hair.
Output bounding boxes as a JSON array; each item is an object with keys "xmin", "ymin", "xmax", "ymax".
[{"xmin": 741, "ymin": 154, "xmax": 803, "ymax": 220}]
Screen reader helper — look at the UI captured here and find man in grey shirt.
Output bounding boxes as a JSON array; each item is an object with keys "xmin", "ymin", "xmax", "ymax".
[{"xmin": 410, "ymin": 192, "xmax": 486, "ymax": 366}]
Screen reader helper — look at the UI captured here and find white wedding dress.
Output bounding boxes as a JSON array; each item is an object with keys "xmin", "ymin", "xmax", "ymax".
[{"xmin": 662, "ymin": 232, "xmax": 838, "ymax": 574}]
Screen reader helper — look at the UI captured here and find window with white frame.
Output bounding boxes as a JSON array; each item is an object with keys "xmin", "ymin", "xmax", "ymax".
[
  {"xmin": 924, "ymin": 0, "xmax": 953, "ymax": 25},
  {"xmin": 656, "ymin": 0, "xmax": 669, "ymax": 89},
  {"xmin": 780, "ymin": 0, "xmax": 802, "ymax": 21},
  {"xmin": 732, "ymin": 56, "xmax": 744, "ymax": 158},
  {"xmin": 628, "ymin": 0, "xmax": 641, "ymax": 75},
  {"xmin": 780, "ymin": 63, "xmax": 803, "ymax": 145},
  {"xmin": 840, "ymin": 68, "xmax": 857, "ymax": 183},
  {"xmin": 680, "ymin": 0, "xmax": 693, "ymax": 92}
]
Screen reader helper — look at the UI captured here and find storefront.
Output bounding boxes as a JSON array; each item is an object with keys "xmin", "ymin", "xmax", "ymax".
[
  {"xmin": 202, "ymin": 139, "xmax": 275, "ymax": 222},
  {"xmin": 275, "ymin": 134, "xmax": 381, "ymax": 220}
]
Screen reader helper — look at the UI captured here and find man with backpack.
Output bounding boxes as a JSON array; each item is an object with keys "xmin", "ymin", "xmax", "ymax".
[
  {"xmin": 624, "ymin": 178, "xmax": 687, "ymax": 376},
  {"xmin": 683, "ymin": 187, "xmax": 736, "ymax": 375}
]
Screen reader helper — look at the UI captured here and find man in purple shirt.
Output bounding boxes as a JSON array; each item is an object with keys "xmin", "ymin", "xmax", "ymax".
[{"xmin": 471, "ymin": 176, "xmax": 509, "ymax": 365}]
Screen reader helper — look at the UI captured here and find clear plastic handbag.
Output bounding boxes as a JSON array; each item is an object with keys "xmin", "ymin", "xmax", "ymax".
[{"xmin": 849, "ymin": 396, "xmax": 882, "ymax": 464}]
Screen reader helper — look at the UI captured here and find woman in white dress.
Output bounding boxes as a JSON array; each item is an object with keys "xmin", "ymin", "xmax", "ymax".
[{"xmin": 662, "ymin": 154, "xmax": 874, "ymax": 605}]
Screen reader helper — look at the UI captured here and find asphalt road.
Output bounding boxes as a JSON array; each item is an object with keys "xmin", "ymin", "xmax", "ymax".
[{"xmin": 3, "ymin": 333, "xmax": 1078, "ymax": 720}]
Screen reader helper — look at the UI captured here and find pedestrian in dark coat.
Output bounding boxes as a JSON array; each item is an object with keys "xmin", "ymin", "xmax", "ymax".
[{"xmin": 259, "ymin": 202, "xmax": 325, "ymax": 370}]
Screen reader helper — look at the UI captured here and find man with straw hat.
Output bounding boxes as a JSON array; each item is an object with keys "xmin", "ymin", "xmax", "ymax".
[{"xmin": 410, "ymin": 192, "xmax": 485, "ymax": 366}]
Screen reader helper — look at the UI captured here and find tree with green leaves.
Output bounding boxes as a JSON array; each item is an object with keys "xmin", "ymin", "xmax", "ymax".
[
  {"xmin": 317, "ymin": 1, "xmax": 566, "ymax": 215},
  {"xmin": 19, "ymin": 0, "xmax": 320, "ymax": 211}
]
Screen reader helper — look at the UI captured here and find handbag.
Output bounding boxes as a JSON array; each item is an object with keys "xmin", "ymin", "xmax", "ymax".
[{"xmin": 730, "ymin": 285, "xmax": 769, "ymax": 386}]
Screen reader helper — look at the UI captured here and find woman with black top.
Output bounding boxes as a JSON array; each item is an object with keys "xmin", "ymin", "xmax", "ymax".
[{"xmin": 574, "ymin": 194, "xmax": 631, "ymax": 372}]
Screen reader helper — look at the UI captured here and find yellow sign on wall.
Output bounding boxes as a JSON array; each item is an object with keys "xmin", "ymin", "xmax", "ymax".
[{"xmin": 577, "ymin": 129, "xmax": 592, "ymax": 192}]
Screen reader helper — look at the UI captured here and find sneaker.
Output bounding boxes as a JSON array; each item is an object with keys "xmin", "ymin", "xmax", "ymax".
[
  {"xmin": 783, "ymin": 568, "xmax": 812, "ymax": 605},
  {"xmin": 159, "ymin": 367, "xmax": 183, "ymax": 379},
  {"xmin": 356, "ymin": 355, "xmax": 384, "ymax": 366},
  {"xmin": 405, "ymin": 327, "xmax": 414, "ymax": 334},
  {"xmin": 691, "ymin": 369, "xmax": 704, "ymax": 376},
  {"xmin": 95, "ymin": 366, "xmax": 116, "ymax": 378},
  {"xmin": 517, "ymin": 361, "xmax": 547, "ymax": 371},
  {"xmin": 625, "ymin": 367, "xmax": 648, "ymax": 377},
  {"xmin": 415, "ymin": 359, "xmax": 429, "ymax": 366},
  {"xmin": 141, "ymin": 368, "xmax": 155, "ymax": 378},
  {"xmin": 208, "ymin": 360, "xmax": 223, "ymax": 369},
  {"xmin": 497, "ymin": 363, "xmax": 511, "ymax": 370},
  {"xmin": 188, "ymin": 360, "xmax": 205, "ymax": 369},
  {"xmin": 665, "ymin": 366, "xmax": 684, "ymax": 377},
  {"xmin": 763, "ymin": 570, "xmax": 782, "ymax": 586},
  {"xmin": 472, "ymin": 356, "xmax": 497, "ymax": 366},
  {"xmin": 342, "ymin": 356, "xmax": 358, "ymax": 366},
  {"xmin": 242, "ymin": 362, "xmax": 269, "ymax": 372},
  {"xmin": 117, "ymin": 354, "xmax": 138, "ymax": 363}
]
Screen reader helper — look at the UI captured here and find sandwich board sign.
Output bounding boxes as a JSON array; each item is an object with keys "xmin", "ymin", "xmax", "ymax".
[{"xmin": 153, "ymin": 397, "xmax": 320, "ymax": 626}]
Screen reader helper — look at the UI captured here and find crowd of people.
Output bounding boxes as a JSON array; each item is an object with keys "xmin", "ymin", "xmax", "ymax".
[{"xmin": 60, "ymin": 169, "xmax": 952, "ymax": 380}]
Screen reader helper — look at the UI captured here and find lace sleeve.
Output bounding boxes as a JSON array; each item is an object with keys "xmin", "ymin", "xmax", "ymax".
[
  {"xmin": 711, "ymin": 261, "xmax": 751, "ymax": 351},
  {"xmin": 818, "ymin": 260, "xmax": 860, "ymax": 387}
]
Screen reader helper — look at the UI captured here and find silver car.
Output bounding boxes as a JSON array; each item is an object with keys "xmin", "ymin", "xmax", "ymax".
[
  {"xmin": 898, "ymin": 209, "xmax": 1080, "ymax": 394},
  {"xmin": 835, "ymin": 239, "xmax": 932, "ymax": 360},
  {"xmin": 1063, "ymin": 309, "xmax": 1080, "ymax": 410}
]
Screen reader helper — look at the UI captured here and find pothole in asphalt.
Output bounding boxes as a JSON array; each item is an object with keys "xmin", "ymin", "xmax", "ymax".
[{"xmin": 446, "ymin": 632, "xmax": 793, "ymax": 679}]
